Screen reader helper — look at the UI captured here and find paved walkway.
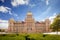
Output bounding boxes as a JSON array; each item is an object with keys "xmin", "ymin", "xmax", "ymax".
[{"xmin": 43, "ymin": 32, "xmax": 60, "ymax": 35}]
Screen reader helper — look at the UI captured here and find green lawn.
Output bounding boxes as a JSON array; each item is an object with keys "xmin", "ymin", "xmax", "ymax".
[{"xmin": 0, "ymin": 33, "xmax": 60, "ymax": 40}]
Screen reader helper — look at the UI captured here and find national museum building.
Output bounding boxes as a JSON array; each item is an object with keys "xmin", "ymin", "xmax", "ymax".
[{"xmin": 8, "ymin": 12, "xmax": 51, "ymax": 33}]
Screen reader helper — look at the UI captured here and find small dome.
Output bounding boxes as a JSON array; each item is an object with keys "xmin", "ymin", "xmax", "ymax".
[
  {"xmin": 9, "ymin": 18, "xmax": 14, "ymax": 22},
  {"xmin": 27, "ymin": 11, "xmax": 32, "ymax": 15}
]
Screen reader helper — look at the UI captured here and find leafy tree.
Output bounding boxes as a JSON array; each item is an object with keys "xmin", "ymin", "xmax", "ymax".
[{"xmin": 50, "ymin": 14, "xmax": 60, "ymax": 32}]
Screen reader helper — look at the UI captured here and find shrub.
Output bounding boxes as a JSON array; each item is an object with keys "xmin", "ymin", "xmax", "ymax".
[
  {"xmin": 43, "ymin": 34, "xmax": 47, "ymax": 37},
  {"xmin": 0, "ymin": 34, "xmax": 6, "ymax": 36},
  {"xmin": 0, "ymin": 34, "xmax": 60, "ymax": 40},
  {"xmin": 6, "ymin": 34, "xmax": 17, "ymax": 37}
]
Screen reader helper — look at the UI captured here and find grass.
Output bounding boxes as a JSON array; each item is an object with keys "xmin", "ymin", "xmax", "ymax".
[{"xmin": 0, "ymin": 33, "xmax": 60, "ymax": 40}]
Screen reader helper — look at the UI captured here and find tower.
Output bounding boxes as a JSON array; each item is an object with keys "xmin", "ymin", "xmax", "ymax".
[
  {"xmin": 45, "ymin": 19, "xmax": 50, "ymax": 32},
  {"xmin": 25, "ymin": 11, "xmax": 34, "ymax": 22},
  {"xmin": 24, "ymin": 11, "xmax": 36, "ymax": 33},
  {"xmin": 8, "ymin": 18, "xmax": 14, "ymax": 33}
]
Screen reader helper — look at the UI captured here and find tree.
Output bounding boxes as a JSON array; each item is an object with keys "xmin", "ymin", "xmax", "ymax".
[{"xmin": 50, "ymin": 14, "xmax": 60, "ymax": 34}]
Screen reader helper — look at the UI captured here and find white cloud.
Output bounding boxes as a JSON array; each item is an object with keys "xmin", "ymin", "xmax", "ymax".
[
  {"xmin": 49, "ymin": 13, "xmax": 57, "ymax": 24},
  {"xmin": 29, "ymin": 4, "xmax": 36, "ymax": 8},
  {"xmin": 41, "ymin": 7, "xmax": 51, "ymax": 16},
  {"xmin": 14, "ymin": 13, "xmax": 18, "ymax": 16},
  {"xmin": 46, "ymin": 0, "xmax": 49, "ymax": 5},
  {"xmin": 9, "ymin": 11, "xmax": 13, "ymax": 15},
  {"xmin": 0, "ymin": 6, "xmax": 11, "ymax": 13},
  {"xmin": 12, "ymin": 12, "xmax": 20, "ymax": 20},
  {"xmin": 0, "ymin": 0, "xmax": 4, "ymax": 2},
  {"xmin": 41, "ymin": 0, "xmax": 49, "ymax": 5},
  {"xmin": 14, "ymin": 14, "xmax": 20, "ymax": 20},
  {"xmin": 0, "ymin": 6, "xmax": 15, "ymax": 16},
  {"xmin": 40, "ymin": 7, "xmax": 56, "ymax": 24},
  {"xmin": 0, "ymin": 20, "xmax": 8, "ymax": 29},
  {"xmin": 35, "ymin": 7, "xmax": 51, "ymax": 22},
  {"xmin": 11, "ymin": 0, "xmax": 29, "ymax": 7},
  {"xmin": 17, "ymin": 17, "xmax": 20, "ymax": 20},
  {"xmin": 0, "ymin": 6, "xmax": 18, "ymax": 16},
  {"xmin": 9, "ymin": 11, "xmax": 20, "ymax": 20}
]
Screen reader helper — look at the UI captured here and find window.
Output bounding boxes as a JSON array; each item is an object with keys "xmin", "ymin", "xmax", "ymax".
[{"xmin": 36, "ymin": 27, "xmax": 43, "ymax": 30}]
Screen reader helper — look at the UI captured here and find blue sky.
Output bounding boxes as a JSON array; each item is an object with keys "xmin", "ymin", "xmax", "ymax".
[{"xmin": 0, "ymin": 0, "xmax": 60, "ymax": 21}]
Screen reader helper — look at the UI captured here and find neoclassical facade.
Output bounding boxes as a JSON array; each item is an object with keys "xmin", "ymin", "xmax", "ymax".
[{"xmin": 8, "ymin": 12, "xmax": 51, "ymax": 33}]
